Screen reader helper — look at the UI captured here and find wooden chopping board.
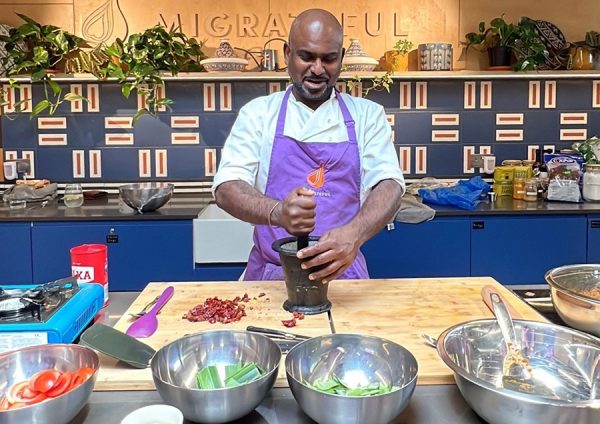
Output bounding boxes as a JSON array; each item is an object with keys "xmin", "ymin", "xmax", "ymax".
[{"xmin": 94, "ymin": 277, "xmax": 546, "ymax": 391}]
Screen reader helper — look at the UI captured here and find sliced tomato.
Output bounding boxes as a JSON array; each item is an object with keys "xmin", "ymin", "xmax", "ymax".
[
  {"xmin": 6, "ymin": 381, "xmax": 47, "ymax": 406},
  {"xmin": 46, "ymin": 372, "xmax": 73, "ymax": 398},
  {"xmin": 71, "ymin": 367, "xmax": 94, "ymax": 388},
  {"xmin": 6, "ymin": 381, "xmax": 30, "ymax": 404},
  {"xmin": 0, "ymin": 396, "xmax": 11, "ymax": 411},
  {"xmin": 28, "ymin": 370, "xmax": 62, "ymax": 394}
]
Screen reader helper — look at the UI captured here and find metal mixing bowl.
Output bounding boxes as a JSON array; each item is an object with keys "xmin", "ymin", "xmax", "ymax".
[
  {"xmin": 285, "ymin": 334, "xmax": 418, "ymax": 424},
  {"xmin": 545, "ymin": 264, "xmax": 600, "ymax": 336},
  {"xmin": 0, "ymin": 344, "xmax": 99, "ymax": 424},
  {"xmin": 119, "ymin": 182, "xmax": 174, "ymax": 213},
  {"xmin": 437, "ymin": 319, "xmax": 600, "ymax": 424},
  {"xmin": 150, "ymin": 330, "xmax": 281, "ymax": 424}
]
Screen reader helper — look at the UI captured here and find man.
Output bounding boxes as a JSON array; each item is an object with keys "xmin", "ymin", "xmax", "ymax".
[{"xmin": 213, "ymin": 8, "xmax": 404, "ymax": 283}]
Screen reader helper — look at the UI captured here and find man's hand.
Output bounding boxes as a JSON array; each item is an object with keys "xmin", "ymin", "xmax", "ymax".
[
  {"xmin": 272, "ymin": 186, "xmax": 316, "ymax": 235},
  {"xmin": 296, "ymin": 223, "xmax": 360, "ymax": 283}
]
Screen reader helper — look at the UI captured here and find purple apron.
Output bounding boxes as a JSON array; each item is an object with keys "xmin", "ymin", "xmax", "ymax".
[{"xmin": 244, "ymin": 87, "xmax": 369, "ymax": 281}]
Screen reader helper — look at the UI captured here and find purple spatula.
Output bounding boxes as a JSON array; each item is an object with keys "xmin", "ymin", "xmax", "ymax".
[{"xmin": 126, "ymin": 286, "xmax": 174, "ymax": 338}]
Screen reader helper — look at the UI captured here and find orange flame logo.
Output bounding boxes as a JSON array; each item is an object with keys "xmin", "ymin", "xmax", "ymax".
[{"xmin": 307, "ymin": 164, "xmax": 325, "ymax": 189}]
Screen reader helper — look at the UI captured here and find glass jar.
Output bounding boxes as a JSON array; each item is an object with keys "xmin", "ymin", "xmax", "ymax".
[
  {"xmin": 502, "ymin": 160, "xmax": 522, "ymax": 166},
  {"xmin": 64, "ymin": 184, "xmax": 84, "ymax": 208},
  {"xmin": 513, "ymin": 178, "xmax": 525, "ymax": 200},
  {"xmin": 583, "ymin": 164, "xmax": 600, "ymax": 202},
  {"xmin": 524, "ymin": 178, "xmax": 538, "ymax": 202}
]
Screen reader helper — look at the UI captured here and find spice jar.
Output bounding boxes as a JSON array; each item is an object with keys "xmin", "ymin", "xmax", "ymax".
[
  {"xmin": 524, "ymin": 178, "xmax": 538, "ymax": 202},
  {"xmin": 583, "ymin": 163, "xmax": 600, "ymax": 202},
  {"xmin": 513, "ymin": 178, "xmax": 525, "ymax": 200}
]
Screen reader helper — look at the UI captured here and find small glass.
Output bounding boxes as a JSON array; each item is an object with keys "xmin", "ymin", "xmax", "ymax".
[{"xmin": 64, "ymin": 184, "xmax": 84, "ymax": 208}]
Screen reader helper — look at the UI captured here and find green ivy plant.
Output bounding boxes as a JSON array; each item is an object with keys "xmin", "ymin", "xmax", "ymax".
[
  {"xmin": 393, "ymin": 39, "xmax": 414, "ymax": 55},
  {"xmin": 0, "ymin": 13, "xmax": 87, "ymax": 116},
  {"xmin": 573, "ymin": 136, "xmax": 600, "ymax": 164},
  {"xmin": 98, "ymin": 24, "xmax": 207, "ymax": 124},
  {"xmin": 346, "ymin": 71, "xmax": 394, "ymax": 97},
  {"xmin": 465, "ymin": 15, "xmax": 519, "ymax": 49},
  {"xmin": 511, "ymin": 17, "xmax": 548, "ymax": 71}
]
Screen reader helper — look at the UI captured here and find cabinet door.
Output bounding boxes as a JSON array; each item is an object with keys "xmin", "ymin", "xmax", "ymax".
[
  {"xmin": 471, "ymin": 215, "xmax": 587, "ymax": 285},
  {"xmin": 0, "ymin": 223, "xmax": 33, "ymax": 284},
  {"xmin": 586, "ymin": 215, "xmax": 600, "ymax": 263},
  {"xmin": 362, "ymin": 218, "xmax": 471, "ymax": 278},
  {"xmin": 32, "ymin": 221, "xmax": 195, "ymax": 291}
]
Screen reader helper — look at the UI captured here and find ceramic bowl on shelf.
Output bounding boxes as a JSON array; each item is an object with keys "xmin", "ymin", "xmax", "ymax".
[
  {"xmin": 200, "ymin": 57, "xmax": 248, "ymax": 72},
  {"xmin": 342, "ymin": 56, "xmax": 379, "ymax": 72}
]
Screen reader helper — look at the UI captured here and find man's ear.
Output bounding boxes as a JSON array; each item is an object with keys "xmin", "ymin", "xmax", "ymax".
[{"xmin": 284, "ymin": 42, "xmax": 290, "ymax": 66}]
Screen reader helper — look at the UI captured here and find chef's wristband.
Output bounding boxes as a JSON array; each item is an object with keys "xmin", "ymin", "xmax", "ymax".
[{"xmin": 267, "ymin": 201, "xmax": 280, "ymax": 227}]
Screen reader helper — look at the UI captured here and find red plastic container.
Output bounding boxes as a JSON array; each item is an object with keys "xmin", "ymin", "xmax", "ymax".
[{"xmin": 70, "ymin": 244, "xmax": 108, "ymax": 306}]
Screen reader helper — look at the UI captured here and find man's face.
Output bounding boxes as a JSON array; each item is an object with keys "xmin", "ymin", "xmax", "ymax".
[{"xmin": 284, "ymin": 32, "xmax": 343, "ymax": 108}]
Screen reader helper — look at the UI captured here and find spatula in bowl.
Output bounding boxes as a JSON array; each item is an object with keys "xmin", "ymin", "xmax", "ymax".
[{"xmin": 126, "ymin": 286, "xmax": 174, "ymax": 338}]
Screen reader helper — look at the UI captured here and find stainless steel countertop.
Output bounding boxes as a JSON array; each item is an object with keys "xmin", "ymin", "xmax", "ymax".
[{"xmin": 71, "ymin": 292, "xmax": 489, "ymax": 423}]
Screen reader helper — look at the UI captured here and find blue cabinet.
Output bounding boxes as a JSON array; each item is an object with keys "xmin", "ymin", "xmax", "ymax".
[
  {"xmin": 587, "ymin": 215, "xmax": 600, "ymax": 263},
  {"xmin": 362, "ymin": 218, "xmax": 471, "ymax": 278},
  {"xmin": 470, "ymin": 215, "xmax": 587, "ymax": 284},
  {"xmin": 0, "ymin": 222, "xmax": 33, "ymax": 284},
  {"xmin": 31, "ymin": 221, "xmax": 195, "ymax": 290}
]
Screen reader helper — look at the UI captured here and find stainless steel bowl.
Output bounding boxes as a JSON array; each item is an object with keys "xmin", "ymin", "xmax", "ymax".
[
  {"xmin": 285, "ymin": 334, "xmax": 418, "ymax": 424},
  {"xmin": 0, "ymin": 344, "xmax": 99, "ymax": 424},
  {"xmin": 437, "ymin": 319, "xmax": 600, "ymax": 424},
  {"xmin": 546, "ymin": 264, "xmax": 600, "ymax": 336},
  {"xmin": 119, "ymin": 182, "xmax": 174, "ymax": 213},
  {"xmin": 150, "ymin": 330, "xmax": 281, "ymax": 424}
]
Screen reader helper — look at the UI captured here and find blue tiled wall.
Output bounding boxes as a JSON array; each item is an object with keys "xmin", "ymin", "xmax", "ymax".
[{"xmin": 1, "ymin": 76, "xmax": 598, "ymax": 183}]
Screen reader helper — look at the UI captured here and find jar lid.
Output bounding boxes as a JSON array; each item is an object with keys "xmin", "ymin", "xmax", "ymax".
[
  {"xmin": 525, "ymin": 178, "xmax": 538, "ymax": 183},
  {"xmin": 502, "ymin": 160, "xmax": 522, "ymax": 166},
  {"xmin": 585, "ymin": 163, "xmax": 600, "ymax": 169}
]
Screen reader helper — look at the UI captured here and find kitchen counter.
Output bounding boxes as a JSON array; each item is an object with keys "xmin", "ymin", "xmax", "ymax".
[
  {"xmin": 72, "ymin": 291, "xmax": 495, "ymax": 424},
  {"xmin": 1, "ymin": 191, "xmax": 600, "ymax": 222}
]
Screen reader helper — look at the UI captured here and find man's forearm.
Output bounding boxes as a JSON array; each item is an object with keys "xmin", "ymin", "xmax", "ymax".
[
  {"xmin": 349, "ymin": 179, "xmax": 403, "ymax": 246},
  {"xmin": 214, "ymin": 180, "xmax": 278, "ymax": 226}
]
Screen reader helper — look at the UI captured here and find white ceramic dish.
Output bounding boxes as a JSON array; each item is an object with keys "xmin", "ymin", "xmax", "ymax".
[{"xmin": 120, "ymin": 404, "xmax": 183, "ymax": 424}]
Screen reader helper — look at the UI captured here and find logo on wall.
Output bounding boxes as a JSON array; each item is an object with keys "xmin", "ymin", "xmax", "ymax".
[{"xmin": 82, "ymin": 0, "xmax": 129, "ymax": 43}]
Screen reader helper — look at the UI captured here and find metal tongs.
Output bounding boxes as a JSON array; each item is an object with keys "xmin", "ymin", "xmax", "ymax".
[{"xmin": 246, "ymin": 326, "xmax": 310, "ymax": 341}]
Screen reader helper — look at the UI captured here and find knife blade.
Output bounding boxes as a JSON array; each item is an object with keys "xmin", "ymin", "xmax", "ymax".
[{"xmin": 327, "ymin": 309, "xmax": 336, "ymax": 334}]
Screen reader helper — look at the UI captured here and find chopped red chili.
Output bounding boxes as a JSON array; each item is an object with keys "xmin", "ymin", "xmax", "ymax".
[
  {"xmin": 281, "ymin": 318, "xmax": 297, "ymax": 328},
  {"xmin": 183, "ymin": 293, "xmax": 250, "ymax": 324}
]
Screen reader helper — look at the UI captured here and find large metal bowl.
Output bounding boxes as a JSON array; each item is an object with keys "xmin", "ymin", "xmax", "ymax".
[
  {"xmin": 437, "ymin": 319, "xmax": 600, "ymax": 424},
  {"xmin": 545, "ymin": 264, "xmax": 600, "ymax": 336},
  {"xmin": 0, "ymin": 344, "xmax": 99, "ymax": 424},
  {"xmin": 285, "ymin": 334, "xmax": 418, "ymax": 424},
  {"xmin": 119, "ymin": 182, "xmax": 174, "ymax": 213},
  {"xmin": 150, "ymin": 330, "xmax": 281, "ymax": 424}
]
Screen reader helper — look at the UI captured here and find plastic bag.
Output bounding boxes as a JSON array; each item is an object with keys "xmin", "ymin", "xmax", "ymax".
[
  {"xmin": 544, "ymin": 153, "xmax": 583, "ymax": 203},
  {"xmin": 418, "ymin": 176, "xmax": 491, "ymax": 210}
]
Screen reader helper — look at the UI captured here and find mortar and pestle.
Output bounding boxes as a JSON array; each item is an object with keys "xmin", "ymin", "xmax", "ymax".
[{"xmin": 272, "ymin": 234, "xmax": 332, "ymax": 315}]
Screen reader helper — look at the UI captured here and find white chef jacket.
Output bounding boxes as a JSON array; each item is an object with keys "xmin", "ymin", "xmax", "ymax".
[{"xmin": 212, "ymin": 87, "xmax": 405, "ymax": 203}]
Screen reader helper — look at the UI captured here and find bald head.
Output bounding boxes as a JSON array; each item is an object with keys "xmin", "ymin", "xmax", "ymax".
[
  {"xmin": 289, "ymin": 9, "xmax": 343, "ymax": 48},
  {"xmin": 285, "ymin": 9, "xmax": 344, "ymax": 109}
]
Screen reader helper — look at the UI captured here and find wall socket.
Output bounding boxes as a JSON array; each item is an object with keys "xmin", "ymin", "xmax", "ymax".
[{"xmin": 470, "ymin": 154, "xmax": 485, "ymax": 168}]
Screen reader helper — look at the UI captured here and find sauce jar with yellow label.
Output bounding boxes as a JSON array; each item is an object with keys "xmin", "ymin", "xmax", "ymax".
[{"xmin": 513, "ymin": 178, "xmax": 526, "ymax": 200}]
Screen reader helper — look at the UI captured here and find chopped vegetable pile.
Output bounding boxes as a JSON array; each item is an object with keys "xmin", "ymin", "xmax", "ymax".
[
  {"xmin": 196, "ymin": 362, "xmax": 264, "ymax": 389},
  {"xmin": 183, "ymin": 293, "xmax": 250, "ymax": 324},
  {"xmin": 0, "ymin": 367, "xmax": 95, "ymax": 410},
  {"xmin": 304, "ymin": 374, "xmax": 399, "ymax": 396}
]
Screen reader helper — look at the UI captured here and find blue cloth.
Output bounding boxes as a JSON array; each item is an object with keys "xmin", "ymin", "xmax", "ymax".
[{"xmin": 418, "ymin": 176, "xmax": 491, "ymax": 210}]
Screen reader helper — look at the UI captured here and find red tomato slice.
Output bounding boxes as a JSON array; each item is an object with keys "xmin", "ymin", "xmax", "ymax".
[
  {"xmin": 71, "ymin": 367, "xmax": 95, "ymax": 388},
  {"xmin": 6, "ymin": 381, "xmax": 47, "ymax": 406},
  {"xmin": 28, "ymin": 370, "xmax": 62, "ymax": 394},
  {"xmin": 0, "ymin": 396, "xmax": 11, "ymax": 411},
  {"xmin": 6, "ymin": 381, "xmax": 30, "ymax": 404},
  {"xmin": 46, "ymin": 372, "xmax": 73, "ymax": 398}
]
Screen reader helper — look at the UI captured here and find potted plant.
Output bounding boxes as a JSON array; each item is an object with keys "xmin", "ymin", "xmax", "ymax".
[
  {"xmin": 511, "ymin": 17, "xmax": 550, "ymax": 71},
  {"xmin": 98, "ymin": 23, "xmax": 207, "ymax": 124},
  {"xmin": 465, "ymin": 15, "xmax": 519, "ymax": 68},
  {"xmin": 0, "ymin": 13, "xmax": 88, "ymax": 115},
  {"xmin": 382, "ymin": 39, "xmax": 414, "ymax": 72}
]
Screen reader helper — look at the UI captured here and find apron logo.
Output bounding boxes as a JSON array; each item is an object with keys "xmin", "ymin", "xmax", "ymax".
[{"xmin": 307, "ymin": 164, "xmax": 325, "ymax": 189}]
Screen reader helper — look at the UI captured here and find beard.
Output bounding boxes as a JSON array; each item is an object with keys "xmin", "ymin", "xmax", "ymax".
[{"xmin": 292, "ymin": 80, "xmax": 334, "ymax": 103}]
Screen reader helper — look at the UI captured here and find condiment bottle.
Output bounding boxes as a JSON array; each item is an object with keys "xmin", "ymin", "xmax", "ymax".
[
  {"xmin": 513, "ymin": 178, "xmax": 525, "ymax": 200},
  {"xmin": 524, "ymin": 178, "xmax": 538, "ymax": 202},
  {"xmin": 583, "ymin": 163, "xmax": 600, "ymax": 202}
]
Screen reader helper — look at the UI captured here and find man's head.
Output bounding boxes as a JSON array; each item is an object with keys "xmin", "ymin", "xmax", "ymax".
[{"xmin": 284, "ymin": 9, "xmax": 344, "ymax": 109}]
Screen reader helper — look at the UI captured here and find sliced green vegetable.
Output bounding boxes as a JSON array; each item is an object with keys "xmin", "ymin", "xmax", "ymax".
[
  {"xmin": 196, "ymin": 362, "xmax": 264, "ymax": 390},
  {"xmin": 304, "ymin": 375, "xmax": 399, "ymax": 396}
]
